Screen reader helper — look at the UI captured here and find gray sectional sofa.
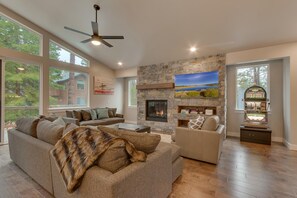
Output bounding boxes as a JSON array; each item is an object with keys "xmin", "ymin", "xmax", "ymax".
[
  {"xmin": 65, "ymin": 107, "xmax": 125, "ymax": 126},
  {"xmin": 8, "ymin": 117, "xmax": 183, "ymax": 198}
]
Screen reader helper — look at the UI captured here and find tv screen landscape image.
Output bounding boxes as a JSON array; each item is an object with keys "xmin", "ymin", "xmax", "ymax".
[{"xmin": 174, "ymin": 71, "xmax": 219, "ymax": 98}]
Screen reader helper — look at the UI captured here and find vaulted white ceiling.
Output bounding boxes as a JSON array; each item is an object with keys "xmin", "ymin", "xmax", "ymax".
[{"xmin": 1, "ymin": 0, "xmax": 297, "ymax": 69}]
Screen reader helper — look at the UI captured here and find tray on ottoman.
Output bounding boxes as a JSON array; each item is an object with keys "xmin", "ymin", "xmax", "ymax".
[{"xmin": 106, "ymin": 123, "xmax": 151, "ymax": 133}]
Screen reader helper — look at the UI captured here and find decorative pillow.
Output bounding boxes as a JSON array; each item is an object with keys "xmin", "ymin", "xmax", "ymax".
[
  {"xmin": 90, "ymin": 109, "xmax": 97, "ymax": 120},
  {"xmin": 96, "ymin": 108, "xmax": 109, "ymax": 119},
  {"xmin": 66, "ymin": 111, "xmax": 74, "ymax": 118},
  {"xmin": 81, "ymin": 110, "xmax": 91, "ymax": 121},
  {"xmin": 63, "ymin": 123, "xmax": 79, "ymax": 136},
  {"xmin": 107, "ymin": 108, "xmax": 117, "ymax": 118},
  {"xmin": 98, "ymin": 126, "xmax": 161, "ymax": 154},
  {"xmin": 16, "ymin": 117, "xmax": 40, "ymax": 137},
  {"xmin": 37, "ymin": 120, "xmax": 64, "ymax": 145},
  {"xmin": 97, "ymin": 140, "xmax": 130, "ymax": 173},
  {"xmin": 73, "ymin": 110, "xmax": 82, "ymax": 122},
  {"xmin": 53, "ymin": 116, "xmax": 66, "ymax": 126},
  {"xmin": 188, "ymin": 115, "xmax": 205, "ymax": 129},
  {"xmin": 201, "ymin": 115, "xmax": 220, "ymax": 131}
]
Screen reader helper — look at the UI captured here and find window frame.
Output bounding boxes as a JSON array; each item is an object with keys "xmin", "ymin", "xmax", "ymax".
[
  {"xmin": 128, "ymin": 78, "xmax": 137, "ymax": 107},
  {"xmin": 48, "ymin": 66, "xmax": 90, "ymax": 109},
  {"xmin": 235, "ymin": 63, "xmax": 270, "ymax": 111},
  {"xmin": 49, "ymin": 40, "xmax": 90, "ymax": 67}
]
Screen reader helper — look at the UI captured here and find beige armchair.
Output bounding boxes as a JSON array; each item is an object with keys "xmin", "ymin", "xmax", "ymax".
[{"xmin": 175, "ymin": 125, "xmax": 225, "ymax": 164}]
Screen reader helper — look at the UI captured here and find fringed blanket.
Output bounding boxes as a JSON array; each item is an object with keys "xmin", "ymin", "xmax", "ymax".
[{"xmin": 51, "ymin": 127, "xmax": 147, "ymax": 193}]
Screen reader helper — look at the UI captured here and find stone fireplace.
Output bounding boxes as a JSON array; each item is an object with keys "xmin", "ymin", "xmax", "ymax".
[
  {"xmin": 137, "ymin": 54, "xmax": 226, "ymax": 134},
  {"xmin": 146, "ymin": 100, "xmax": 168, "ymax": 122}
]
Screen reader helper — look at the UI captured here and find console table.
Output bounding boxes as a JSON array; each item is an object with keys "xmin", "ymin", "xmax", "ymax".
[{"xmin": 240, "ymin": 125, "xmax": 271, "ymax": 145}]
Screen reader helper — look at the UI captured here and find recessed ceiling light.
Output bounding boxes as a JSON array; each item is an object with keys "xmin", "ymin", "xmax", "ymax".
[
  {"xmin": 190, "ymin": 47, "xmax": 197, "ymax": 52},
  {"xmin": 118, "ymin": 62, "xmax": 123, "ymax": 66}
]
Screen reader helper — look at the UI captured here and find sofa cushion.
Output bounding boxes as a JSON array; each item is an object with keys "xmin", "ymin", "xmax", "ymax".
[
  {"xmin": 96, "ymin": 108, "xmax": 109, "ymax": 119},
  {"xmin": 188, "ymin": 115, "xmax": 205, "ymax": 129},
  {"xmin": 201, "ymin": 115, "xmax": 220, "ymax": 131},
  {"xmin": 73, "ymin": 110, "xmax": 83, "ymax": 122},
  {"xmin": 99, "ymin": 126, "xmax": 161, "ymax": 154},
  {"xmin": 80, "ymin": 117, "xmax": 125, "ymax": 126},
  {"xmin": 63, "ymin": 123, "xmax": 79, "ymax": 136},
  {"xmin": 171, "ymin": 143, "xmax": 181, "ymax": 163},
  {"xmin": 66, "ymin": 110, "xmax": 74, "ymax": 118},
  {"xmin": 90, "ymin": 109, "xmax": 97, "ymax": 120},
  {"xmin": 53, "ymin": 116, "xmax": 66, "ymax": 126},
  {"xmin": 107, "ymin": 108, "xmax": 117, "ymax": 118},
  {"xmin": 16, "ymin": 117, "xmax": 40, "ymax": 137},
  {"xmin": 81, "ymin": 110, "xmax": 91, "ymax": 121},
  {"xmin": 37, "ymin": 120, "xmax": 64, "ymax": 145},
  {"xmin": 97, "ymin": 140, "xmax": 130, "ymax": 173}
]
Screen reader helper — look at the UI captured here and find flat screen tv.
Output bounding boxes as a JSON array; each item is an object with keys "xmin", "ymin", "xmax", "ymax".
[{"xmin": 174, "ymin": 71, "xmax": 219, "ymax": 98}]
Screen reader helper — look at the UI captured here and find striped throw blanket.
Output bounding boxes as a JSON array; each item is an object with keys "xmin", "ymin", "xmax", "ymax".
[{"xmin": 51, "ymin": 126, "xmax": 147, "ymax": 193}]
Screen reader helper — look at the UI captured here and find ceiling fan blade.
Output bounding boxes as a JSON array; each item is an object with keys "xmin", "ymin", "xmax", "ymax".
[
  {"xmin": 100, "ymin": 36, "xmax": 124, "ymax": 39},
  {"xmin": 64, "ymin": 26, "xmax": 92, "ymax": 37},
  {"xmin": 81, "ymin": 38, "xmax": 92, "ymax": 43},
  {"xmin": 100, "ymin": 39, "xmax": 113, "ymax": 47},
  {"xmin": 92, "ymin": 22, "xmax": 99, "ymax": 35}
]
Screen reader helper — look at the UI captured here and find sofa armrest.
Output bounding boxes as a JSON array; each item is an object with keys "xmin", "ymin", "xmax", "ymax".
[
  {"xmin": 50, "ymin": 144, "xmax": 172, "ymax": 198},
  {"xmin": 62, "ymin": 117, "xmax": 80, "ymax": 126},
  {"xmin": 115, "ymin": 113, "xmax": 124, "ymax": 118}
]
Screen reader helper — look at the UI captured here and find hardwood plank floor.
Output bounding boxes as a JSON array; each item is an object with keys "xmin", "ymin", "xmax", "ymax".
[{"xmin": 1, "ymin": 138, "xmax": 297, "ymax": 198}]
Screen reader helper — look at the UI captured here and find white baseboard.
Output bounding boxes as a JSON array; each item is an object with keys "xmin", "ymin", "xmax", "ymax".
[
  {"xmin": 284, "ymin": 140, "xmax": 297, "ymax": 150},
  {"xmin": 227, "ymin": 132, "xmax": 240, "ymax": 137},
  {"xmin": 125, "ymin": 120, "xmax": 137, "ymax": 124},
  {"xmin": 227, "ymin": 131, "xmax": 284, "ymax": 143}
]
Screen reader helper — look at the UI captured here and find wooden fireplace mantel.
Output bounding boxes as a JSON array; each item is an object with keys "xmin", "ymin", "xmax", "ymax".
[{"xmin": 136, "ymin": 83, "xmax": 174, "ymax": 90}]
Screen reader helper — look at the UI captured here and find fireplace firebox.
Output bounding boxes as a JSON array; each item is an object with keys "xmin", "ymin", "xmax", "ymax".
[{"xmin": 146, "ymin": 100, "xmax": 168, "ymax": 122}]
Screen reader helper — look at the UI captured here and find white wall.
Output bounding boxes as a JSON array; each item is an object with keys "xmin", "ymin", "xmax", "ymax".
[
  {"xmin": 115, "ymin": 67, "xmax": 137, "ymax": 78},
  {"xmin": 226, "ymin": 60, "xmax": 284, "ymax": 142},
  {"xmin": 283, "ymin": 58, "xmax": 291, "ymax": 145},
  {"xmin": 226, "ymin": 42, "xmax": 297, "ymax": 150},
  {"xmin": 123, "ymin": 77, "xmax": 137, "ymax": 123}
]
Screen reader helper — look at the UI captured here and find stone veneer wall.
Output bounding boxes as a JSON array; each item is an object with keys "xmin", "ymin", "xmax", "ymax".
[{"xmin": 137, "ymin": 54, "xmax": 226, "ymax": 134}]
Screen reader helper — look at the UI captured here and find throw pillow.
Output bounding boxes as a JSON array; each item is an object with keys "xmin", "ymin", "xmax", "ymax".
[
  {"xmin": 65, "ymin": 111, "xmax": 74, "ymax": 118},
  {"xmin": 63, "ymin": 123, "xmax": 79, "ymax": 136},
  {"xmin": 98, "ymin": 126, "xmax": 161, "ymax": 154},
  {"xmin": 188, "ymin": 115, "xmax": 205, "ymax": 129},
  {"xmin": 73, "ymin": 110, "xmax": 83, "ymax": 122},
  {"xmin": 81, "ymin": 110, "xmax": 91, "ymax": 121},
  {"xmin": 97, "ymin": 139, "xmax": 130, "ymax": 173},
  {"xmin": 37, "ymin": 120, "xmax": 64, "ymax": 145},
  {"xmin": 90, "ymin": 109, "xmax": 97, "ymax": 120},
  {"xmin": 53, "ymin": 116, "xmax": 66, "ymax": 126},
  {"xmin": 107, "ymin": 108, "xmax": 117, "ymax": 118},
  {"xmin": 16, "ymin": 117, "xmax": 40, "ymax": 137},
  {"xmin": 201, "ymin": 115, "xmax": 220, "ymax": 131},
  {"xmin": 96, "ymin": 108, "xmax": 109, "ymax": 119}
]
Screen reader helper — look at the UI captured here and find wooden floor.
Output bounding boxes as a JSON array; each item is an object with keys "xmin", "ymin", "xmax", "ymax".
[{"xmin": 1, "ymin": 138, "xmax": 297, "ymax": 198}]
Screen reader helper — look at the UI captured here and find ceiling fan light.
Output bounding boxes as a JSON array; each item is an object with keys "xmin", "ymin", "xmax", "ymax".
[{"xmin": 91, "ymin": 39, "xmax": 101, "ymax": 46}]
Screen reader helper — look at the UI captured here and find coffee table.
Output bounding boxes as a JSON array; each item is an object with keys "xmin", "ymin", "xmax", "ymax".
[{"xmin": 106, "ymin": 123, "xmax": 151, "ymax": 133}]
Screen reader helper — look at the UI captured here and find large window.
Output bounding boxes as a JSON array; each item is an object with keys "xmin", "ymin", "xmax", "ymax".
[
  {"xmin": 49, "ymin": 68, "xmax": 89, "ymax": 108},
  {"xmin": 4, "ymin": 60, "xmax": 40, "ymax": 143},
  {"xmin": 236, "ymin": 64, "xmax": 269, "ymax": 110},
  {"xmin": 0, "ymin": 14, "xmax": 41, "ymax": 56},
  {"xmin": 49, "ymin": 41, "xmax": 89, "ymax": 67},
  {"xmin": 128, "ymin": 79, "xmax": 137, "ymax": 107}
]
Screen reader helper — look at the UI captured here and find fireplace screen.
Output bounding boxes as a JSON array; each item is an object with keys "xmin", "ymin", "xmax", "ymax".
[{"xmin": 146, "ymin": 100, "xmax": 167, "ymax": 122}]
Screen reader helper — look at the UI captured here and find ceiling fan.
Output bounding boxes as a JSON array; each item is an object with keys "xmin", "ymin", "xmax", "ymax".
[{"xmin": 64, "ymin": 4, "xmax": 124, "ymax": 47}]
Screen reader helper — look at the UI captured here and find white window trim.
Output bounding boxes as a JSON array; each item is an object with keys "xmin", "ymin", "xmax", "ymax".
[
  {"xmin": 235, "ymin": 63, "xmax": 270, "ymax": 111},
  {"xmin": 128, "ymin": 78, "xmax": 137, "ymax": 108}
]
